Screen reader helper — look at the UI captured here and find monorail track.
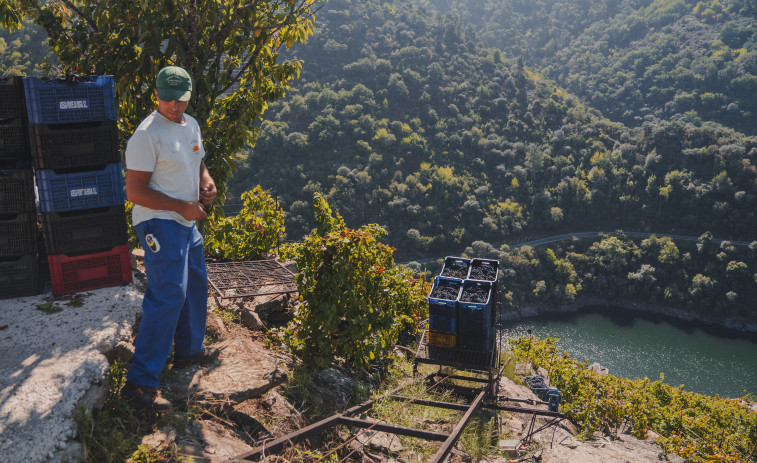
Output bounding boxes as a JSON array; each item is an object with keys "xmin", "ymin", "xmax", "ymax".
[{"xmin": 223, "ymin": 327, "xmax": 565, "ymax": 462}]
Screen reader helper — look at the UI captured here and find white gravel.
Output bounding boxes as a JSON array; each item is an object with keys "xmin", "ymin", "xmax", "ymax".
[{"xmin": 0, "ymin": 279, "xmax": 143, "ymax": 462}]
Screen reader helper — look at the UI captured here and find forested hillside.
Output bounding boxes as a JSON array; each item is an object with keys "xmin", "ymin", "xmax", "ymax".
[
  {"xmin": 412, "ymin": 0, "xmax": 757, "ymax": 134},
  {"xmin": 229, "ymin": 0, "xmax": 757, "ymax": 260},
  {"xmin": 0, "ymin": 19, "xmax": 54, "ymax": 75}
]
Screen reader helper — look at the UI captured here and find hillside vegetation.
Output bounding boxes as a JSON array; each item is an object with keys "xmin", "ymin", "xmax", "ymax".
[
  {"xmin": 455, "ymin": 232, "xmax": 757, "ymax": 319},
  {"xmin": 412, "ymin": 0, "xmax": 757, "ymax": 134},
  {"xmin": 0, "ymin": 18, "xmax": 53, "ymax": 75},
  {"xmin": 229, "ymin": 0, "xmax": 757, "ymax": 262}
]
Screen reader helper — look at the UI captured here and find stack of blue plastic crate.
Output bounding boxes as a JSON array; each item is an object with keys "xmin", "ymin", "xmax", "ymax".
[
  {"xmin": 23, "ymin": 75, "xmax": 131, "ymax": 296},
  {"xmin": 427, "ymin": 276, "xmax": 463, "ymax": 348},
  {"xmin": 457, "ymin": 258, "xmax": 499, "ymax": 351},
  {"xmin": 426, "ymin": 256, "xmax": 499, "ymax": 354},
  {"xmin": 0, "ymin": 76, "xmax": 40, "ymax": 298}
]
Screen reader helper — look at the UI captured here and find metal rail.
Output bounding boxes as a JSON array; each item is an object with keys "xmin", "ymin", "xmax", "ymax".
[
  {"xmin": 224, "ymin": 369, "xmax": 564, "ymax": 462},
  {"xmin": 225, "ymin": 392, "xmax": 381, "ymax": 462},
  {"xmin": 432, "ymin": 388, "xmax": 487, "ymax": 462},
  {"xmin": 224, "ymin": 301, "xmax": 567, "ymax": 462}
]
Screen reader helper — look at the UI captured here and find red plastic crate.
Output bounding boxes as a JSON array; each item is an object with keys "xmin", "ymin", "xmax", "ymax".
[{"xmin": 48, "ymin": 244, "xmax": 132, "ymax": 295}]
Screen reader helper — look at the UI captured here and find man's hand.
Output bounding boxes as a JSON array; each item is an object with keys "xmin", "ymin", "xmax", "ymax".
[
  {"xmin": 128, "ymin": 169, "xmax": 209, "ymax": 221},
  {"xmin": 181, "ymin": 201, "xmax": 208, "ymax": 221},
  {"xmin": 200, "ymin": 182, "xmax": 217, "ymax": 205},
  {"xmin": 199, "ymin": 161, "xmax": 217, "ymax": 206}
]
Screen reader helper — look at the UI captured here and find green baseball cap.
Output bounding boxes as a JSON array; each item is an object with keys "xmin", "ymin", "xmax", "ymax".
[{"xmin": 156, "ymin": 66, "xmax": 192, "ymax": 102}]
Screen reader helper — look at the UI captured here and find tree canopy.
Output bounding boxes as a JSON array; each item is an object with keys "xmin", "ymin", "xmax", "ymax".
[
  {"xmin": 413, "ymin": 0, "xmax": 757, "ymax": 135},
  {"xmin": 229, "ymin": 0, "xmax": 757, "ymax": 261},
  {"xmin": 11, "ymin": 0, "xmax": 324, "ymax": 205}
]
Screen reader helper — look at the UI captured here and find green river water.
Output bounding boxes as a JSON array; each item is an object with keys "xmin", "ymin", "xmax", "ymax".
[{"xmin": 499, "ymin": 308, "xmax": 757, "ymax": 398}]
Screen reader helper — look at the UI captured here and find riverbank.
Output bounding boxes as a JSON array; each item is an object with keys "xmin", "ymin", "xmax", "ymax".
[{"xmin": 502, "ymin": 296, "xmax": 757, "ymax": 336}]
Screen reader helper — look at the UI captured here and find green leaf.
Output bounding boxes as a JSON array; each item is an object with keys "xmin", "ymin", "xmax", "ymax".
[{"xmin": 37, "ymin": 302, "xmax": 62, "ymax": 315}]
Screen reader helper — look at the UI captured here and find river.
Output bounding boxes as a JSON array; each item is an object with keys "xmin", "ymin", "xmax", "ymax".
[{"xmin": 499, "ymin": 308, "xmax": 757, "ymax": 398}]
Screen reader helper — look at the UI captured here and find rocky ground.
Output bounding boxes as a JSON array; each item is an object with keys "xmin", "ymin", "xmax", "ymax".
[
  {"xmin": 108, "ymin": 310, "xmax": 684, "ymax": 463},
  {"xmin": 111, "ymin": 251, "xmax": 684, "ymax": 462},
  {"xmin": 2, "ymin": 248, "xmax": 686, "ymax": 462}
]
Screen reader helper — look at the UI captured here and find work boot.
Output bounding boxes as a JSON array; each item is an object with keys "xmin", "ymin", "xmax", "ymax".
[
  {"xmin": 121, "ymin": 380, "xmax": 172, "ymax": 413},
  {"xmin": 173, "ymin": 346, "xmax": 220, "ymax": 369}
]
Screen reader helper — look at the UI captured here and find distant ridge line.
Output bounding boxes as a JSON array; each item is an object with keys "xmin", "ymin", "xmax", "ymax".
[{"xmin": 399, "ymin": 232, "xmax": 753, "ymax": 265}]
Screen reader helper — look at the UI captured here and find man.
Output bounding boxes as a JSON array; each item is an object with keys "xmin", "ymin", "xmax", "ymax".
[{"xmin": 122, "ymin": 65, "xmax": 219, "ymax": 412}]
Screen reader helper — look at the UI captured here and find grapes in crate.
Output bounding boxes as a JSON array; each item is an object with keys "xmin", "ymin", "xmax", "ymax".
[
  {"xmin": 469, "ymin": 264, "xmax": 496, "ymax": 281},
  {"xmin": 460, "ymin": 284, "xmax": 489, "ymax": 303},
  {"xmin": 441, "ymin": 260, "xmax": 468, "ymax": 278},
  {"xmin": 430, "ymin": 282, "xmax": 459, "ymax": 300}
]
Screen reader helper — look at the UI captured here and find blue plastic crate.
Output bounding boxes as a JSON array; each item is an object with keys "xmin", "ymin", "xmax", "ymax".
[
  {"xmin": 23, "ymin": 75, "xmax": 116, "ymax": 125},
  {"xmin": 457, "ymin": 280, "xmax": 493, "ymax": 339},
  {"xmin": 440, "ymin": 256, "xmax": 470, "ymax": 279},
  {"xmin": 428, "ymin": 313, "xmax": 457, "ymax": 333},
  {"xmin": 428, "ymin": 276, "xmax": 462, "ymax": 317},
  {"xmin": 524, "ymin": 376, "xmax": 547, "ymax": 389},
  {"xmin": 36, "ymin": 163, "xmax": 124, "ymax": 213},
  {"xmin": 548, "ymin": 389, "xmax": 562, "ymax": 412},
  {"xmin": 468, "ymin": 258, "xmax": 499, "ymax": 282}
]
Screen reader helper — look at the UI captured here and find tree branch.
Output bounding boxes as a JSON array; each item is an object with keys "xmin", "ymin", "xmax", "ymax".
[{"xmin": 56, "ymin": 0, "xmax": 98, "ymax": 32}]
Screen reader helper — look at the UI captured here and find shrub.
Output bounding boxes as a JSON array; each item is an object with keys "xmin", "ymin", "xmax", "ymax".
[
  {"xmin": 511, "ymin": 336, "xmax": 757, "ymax": 461},
  {"xmin": 205, "ymin": 186, "xmax": 285, "ymax": 260},
  {"xmin": 288, "ymin": 194, "xmax": 428, "ymax": 369}
]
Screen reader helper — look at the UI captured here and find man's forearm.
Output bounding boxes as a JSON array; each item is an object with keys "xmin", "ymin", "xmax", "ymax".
[
  {"xmin": 127, "ymin": 185, "xmax": 191, "ymax": 215},
  {"xmin": 126, "ymin": 168, "xmax": 208, "ymax": 221}
]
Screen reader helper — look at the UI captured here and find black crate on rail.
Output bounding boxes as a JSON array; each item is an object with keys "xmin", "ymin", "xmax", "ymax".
[
  {"xmin": 29, "ymin": 120, "xmax": 120, "ymax": 170},
  {"xmin": 0, "ymin": 118, "xmax": 31, "ymax": 163},
  {"xmin": 0, "ymin": 162, "xmax": 35, "ymax": 214},
  {"xmin": 0, "ymin": 212, "xmax": 38, "ymax": 258},
  {"xmin": 42, "ymin": 205, "xmax": 128, "ymax": 255},
  {"xmin": 23, "ymin": 75, "xmax": 116, "ymax": 125},
  {"xmin": 0, "ymin": 254, "xmax": 41, "ymax": 298},
  {"xmin": 0, "ymin": 76, "xmax": 25, "ymax": 120}
]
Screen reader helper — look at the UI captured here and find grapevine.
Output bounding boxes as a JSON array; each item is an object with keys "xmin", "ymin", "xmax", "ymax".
[{"xmin": 511, "ymin": 336, "xmax": 757, "ymax": 462}]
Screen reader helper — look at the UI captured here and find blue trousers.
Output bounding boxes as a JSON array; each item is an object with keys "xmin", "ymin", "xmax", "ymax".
[{"xmin": 127, "ymin": 219, "xmax": 208, "ymax": 387}]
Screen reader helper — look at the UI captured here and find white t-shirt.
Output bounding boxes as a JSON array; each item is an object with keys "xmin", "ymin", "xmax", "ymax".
[{"xmin": 125, "ymin": 110, "xmax": 205, "ymax": 227}]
